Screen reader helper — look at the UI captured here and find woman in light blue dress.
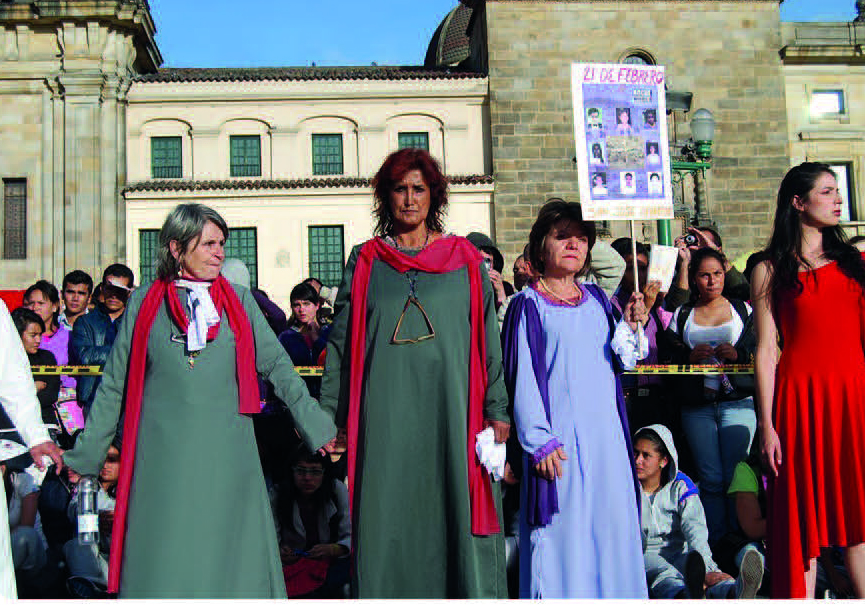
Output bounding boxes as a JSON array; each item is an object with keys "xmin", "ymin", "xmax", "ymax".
[{"xmin": 502, "ymin": 199, "xmax": 648, "ymax": 598}]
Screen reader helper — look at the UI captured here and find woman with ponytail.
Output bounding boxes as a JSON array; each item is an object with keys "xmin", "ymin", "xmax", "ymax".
[{"xmin": 751, "ymin": 162, "xmax": 865, "ymax": 598}]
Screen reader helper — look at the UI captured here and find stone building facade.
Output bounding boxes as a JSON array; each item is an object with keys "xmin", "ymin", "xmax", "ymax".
[
  {"xmin": 463, "ymin": 0, "xmax": 791, "ymax": 262},
  {"xmin": 782, "ymin": 20, "xmax": 865, "ymax": 235},
  {"xmin": 122, "ymin": 67, "xmax": 495, "ymax": 308},
  {"xmin": 0, "ymin": 0, "xmax": 159, "ymax": 287},
  {"xmin": 5, "ymin": 0, "xmax": 865, "ymax": 292}
]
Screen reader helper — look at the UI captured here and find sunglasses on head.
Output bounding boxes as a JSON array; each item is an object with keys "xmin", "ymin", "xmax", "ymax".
[{"xmin": 103, "ymin": 283, "xmax": 129, "ymax": 299}]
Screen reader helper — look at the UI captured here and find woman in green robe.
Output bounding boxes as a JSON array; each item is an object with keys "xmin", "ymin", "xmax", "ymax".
[
  {"xmin": 319, "ymin": 148, "xmax": 510, "ymax": 597},
  {"xmin": 65, "ymin": 203, "xmax": 337, "ymax": 598}
]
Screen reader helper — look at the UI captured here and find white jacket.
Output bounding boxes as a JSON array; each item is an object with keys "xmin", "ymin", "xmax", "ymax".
[{"xmin": 0, "ymin": 299, "xmax": 51, "ymax": 598}]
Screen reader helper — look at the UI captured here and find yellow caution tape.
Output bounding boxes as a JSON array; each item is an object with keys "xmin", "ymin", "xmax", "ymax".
[
  {"xmin": 623, "ymin": 364, "xmax": 754, "ymax": 375},
  {"xmin": 31, "ymin": 365, "xmax": 104, "ymax": 376},
  {"xmin": 294, "ymin": 366, "xmax": 324, "ymax": 377},
  {"xmin": 31, "ymin": 365, "xmax": 327, "ymax": 377},
  {"xmin": 33, "ymin": 364, "xmax": 752, "ymax": 378}
]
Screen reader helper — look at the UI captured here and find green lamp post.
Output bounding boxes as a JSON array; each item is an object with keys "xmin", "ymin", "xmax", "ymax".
[{"xmin": 658, "ymin": 108, "xmax": 716, "ymax": 245}]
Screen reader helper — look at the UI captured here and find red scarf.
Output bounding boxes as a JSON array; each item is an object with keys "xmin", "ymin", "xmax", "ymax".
[
  {"xmin": 107, "ymin": 276, "xmax": 259, "ymax": 593},
  {"xmin": 347, "ymin": 236, "xmax": 500, "ymax": 536}
]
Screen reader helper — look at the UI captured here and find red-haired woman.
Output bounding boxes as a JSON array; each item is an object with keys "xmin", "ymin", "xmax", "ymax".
[{"xmin": 319, "ymin": 148, "xmax": 510, "ymax": 597}]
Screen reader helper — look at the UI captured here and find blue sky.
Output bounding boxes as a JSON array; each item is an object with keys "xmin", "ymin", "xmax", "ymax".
[{"xmin": 150, "ymin": 0, "xmax": 856, "ymax": 69}]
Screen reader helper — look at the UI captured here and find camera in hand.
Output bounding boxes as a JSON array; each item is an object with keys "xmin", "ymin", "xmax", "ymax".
[{"xmin": 683, "ymin": 233, "xmax": 699, "ymax": 247}]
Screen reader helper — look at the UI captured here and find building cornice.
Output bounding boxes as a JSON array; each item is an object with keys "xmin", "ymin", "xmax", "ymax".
[
  {"xmin": 0, "ymin": 0, "xmax": 162, "ymax": 72},
  {"xmin": 123, "ymin": 175, "xmax": 495, "ymax": 195},
  {"xmin": 127, "ymin": 77, "xmax": 489, "ymax": 103},
  {"xmin": 781, "ymin": 21, "xmax": 865, "ymax": 65}
]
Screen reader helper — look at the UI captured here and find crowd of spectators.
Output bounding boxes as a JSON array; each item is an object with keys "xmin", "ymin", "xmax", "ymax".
[{"xmin": 0, "ymin": 180, "xmax": 860, "ymax": 598}]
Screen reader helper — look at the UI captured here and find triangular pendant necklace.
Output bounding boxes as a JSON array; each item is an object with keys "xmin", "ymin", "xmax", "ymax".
[{"xmin": 391, "ymin": 269, "xmax": 436, "ymax": 344}]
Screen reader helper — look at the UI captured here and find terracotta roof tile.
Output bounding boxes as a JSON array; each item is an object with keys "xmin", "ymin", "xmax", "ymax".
[
  {"xmin": 123, "ymin": 175, "xmax": 494, "ymax": 193},
  {"xmin": 136, "ymin": 66, "xmax": 484, "ymax": 84}
]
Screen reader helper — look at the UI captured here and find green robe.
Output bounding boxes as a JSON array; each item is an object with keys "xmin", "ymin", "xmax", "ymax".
[
  {"xmin": 319, "ymin": 241, "xmax": 509, "ymax": 598},
  {"xmin": 64, "ymin": 282, "xmax": 336, "ymax": 598}
]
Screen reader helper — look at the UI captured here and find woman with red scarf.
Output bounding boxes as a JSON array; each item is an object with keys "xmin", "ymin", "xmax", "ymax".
[
  {"xmin": 64, "ymin": 204, "xmax": 337, "ymax": 598},
  {"xmin": 319, "ymin": 148, "xmax": 510, "ymax": 597}
]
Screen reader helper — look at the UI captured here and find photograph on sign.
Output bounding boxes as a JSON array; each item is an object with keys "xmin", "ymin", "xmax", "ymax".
[{"xmin": 571, "ymin": 63, "xmax": 673, "ymax": 221}]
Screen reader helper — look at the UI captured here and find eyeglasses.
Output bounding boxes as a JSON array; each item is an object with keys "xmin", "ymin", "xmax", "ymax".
[
  {"xmin": 104, "ymin": 455, "xmax": 120, "ymax": 463},
  {"xmin": 292, "ymin": 467, "xmax": 324, "ymax": 477}
]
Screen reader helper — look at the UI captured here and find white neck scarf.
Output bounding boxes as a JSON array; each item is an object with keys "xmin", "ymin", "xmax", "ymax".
[{"xmin": 176, "ymin": 279, "xmax": 220, "ymax": 351}]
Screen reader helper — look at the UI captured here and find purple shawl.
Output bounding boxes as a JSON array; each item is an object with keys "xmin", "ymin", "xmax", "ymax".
[{"xmin": 501, "ymin": 283, "xmax": 640, "ymax": 527}]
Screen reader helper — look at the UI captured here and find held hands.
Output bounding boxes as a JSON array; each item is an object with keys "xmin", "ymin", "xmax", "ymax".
[
  {"xmin": 66, "ymin": 468, "xmax": 81, "ymax": 484},
  {"xmin": 29, "ymin": 441, "xmax": 64, "ymax": 474},
  {"xmin": 689, "ymin": 344, "xmax": 716, "ymax": 364},
  {"xmin": 317, "ymin": 429, "xmax": 348, "ymax": 457},
  {"xmin": 623, "ymin": 292, "xmax": 649, "ymax": 330},
  {"xmin": 714, "ymin": 343, "xmax": 737, "ymax": 363},
  {"xmin": 535, "ymin": 446, "xmax": 567, "ymax": 481},
  {"xmin": 761, "ymin": 424, "xmax": 782, "ymax": 477},
  {"xmin": 689, "ymin": 343, "xmax": 736, "ymax": 364}
]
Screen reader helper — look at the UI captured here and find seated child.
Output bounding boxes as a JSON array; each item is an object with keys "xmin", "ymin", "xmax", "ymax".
[
  {"xmin": 717, "ymin": 450, "xmax": 767, "ymax": 576},
  {"xmin": 275, "ymin": 447, "xmax": 350, "ymax": 598},
  {"xmin": 633, "ymin": 424, "xmax": 763, "ymax": 598}
]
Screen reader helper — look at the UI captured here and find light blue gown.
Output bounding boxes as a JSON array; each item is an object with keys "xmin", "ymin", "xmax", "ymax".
[{"xmin": 513, "ymin": 287, "xmax": 647, "ymax": 598}]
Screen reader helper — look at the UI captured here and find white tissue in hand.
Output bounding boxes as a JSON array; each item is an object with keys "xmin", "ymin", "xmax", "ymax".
[{"xmin": 475, "ymin": 427, "xmax": 506, "ymax": 481}]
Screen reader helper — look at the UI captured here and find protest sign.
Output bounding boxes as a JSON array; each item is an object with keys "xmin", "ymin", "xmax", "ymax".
[{"xmin": 571, "ymin": 63, "xmax": 673, "ymax": 221}]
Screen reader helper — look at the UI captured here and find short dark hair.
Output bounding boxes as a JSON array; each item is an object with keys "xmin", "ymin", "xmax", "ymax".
[
  {"xmin": 62, "ymin": 270, "xmax": 94, "ymax": 295},
  {"xmin": 103, "ymin": 263, "xmax": 134, "ymax": 287},
  {"xmin": 372, "ymin": 148, "xmax": 448, "ymax": 237},
  {"xmin": 527, "ymin": 199, "xmax": 596, "ymax": 277},
  {"xmin": 10, "ymin": 307, "xmax": 45, "ymax": 336},
  {"xmin": 24, "ymin": 280, "xmax": 59, "ymax": 306},
  {"xmin": 290, "ymin": 282, "xmax": 319, "ymax": 305},
  {"xmin": 697, "ymin": 225, "xmax": 723, "ymax": 249},
  {"xmin": 611, "ymin": 237, "xmax": 649, "ymax": 260}
]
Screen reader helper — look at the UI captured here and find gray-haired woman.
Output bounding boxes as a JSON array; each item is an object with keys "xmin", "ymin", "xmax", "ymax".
[{"xmin": 65, "ymin": 203, "xmax": 337, "ymax": 598}]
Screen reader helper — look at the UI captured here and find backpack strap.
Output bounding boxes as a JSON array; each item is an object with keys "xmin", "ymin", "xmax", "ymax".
[
  {"xmin": 730, "ymin": 298, "xmax": 749, "ymax": 324},
  {"xmin": 676, "ymin": 302, "xmax": 694, "ymax": 336}
]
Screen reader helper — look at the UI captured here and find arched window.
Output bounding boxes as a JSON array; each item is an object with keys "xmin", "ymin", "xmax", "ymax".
[{"xmin": 620, "ymin": 49, "xmax": 656, "ymax": 66}]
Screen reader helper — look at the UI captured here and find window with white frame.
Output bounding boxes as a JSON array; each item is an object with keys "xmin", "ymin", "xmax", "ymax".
[
  {"xmin": 828, "ymin": 162, "xmax": 855, "ymax": 222},
  {"xmin": 810, "ymin": 90, "xmax": 845, "ymax": 119}
]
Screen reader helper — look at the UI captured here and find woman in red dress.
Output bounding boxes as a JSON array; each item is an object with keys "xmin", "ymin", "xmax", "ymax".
[{"xmin": 752, "ymin": 162, "xmax": 865, "ymax": 598}]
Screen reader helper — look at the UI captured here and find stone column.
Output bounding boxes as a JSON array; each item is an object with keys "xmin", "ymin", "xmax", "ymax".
[{"xmin": 61, "ymin": 72, "xmax": 104, "ymax": 275}]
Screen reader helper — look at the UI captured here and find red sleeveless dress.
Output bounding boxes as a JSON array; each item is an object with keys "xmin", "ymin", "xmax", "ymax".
[{"xmin": 769, "ymin": 257, "xmax": 865, "ymax": 598}]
